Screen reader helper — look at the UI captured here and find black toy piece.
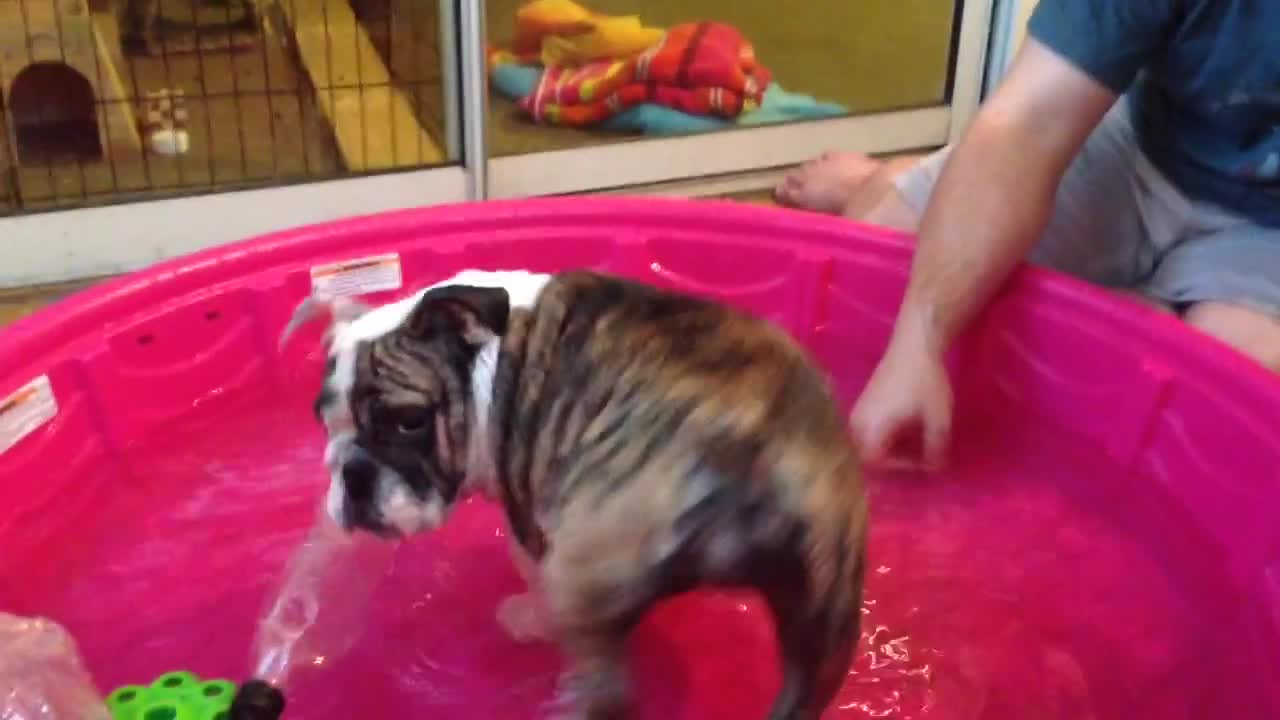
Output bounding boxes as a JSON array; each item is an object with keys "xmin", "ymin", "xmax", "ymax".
[{"xmin": 228, "ymin": 679, "xmax": 286, "ymax": 720}]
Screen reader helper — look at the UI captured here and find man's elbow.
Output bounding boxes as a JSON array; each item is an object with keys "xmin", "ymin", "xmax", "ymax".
[
  {"xmin": 965, "ymin": 37, "xmax": 1120, "ymax": 171},
  {"xmin": 962, "ymin": 96, "xmax": 1099, "ymax": 185}
]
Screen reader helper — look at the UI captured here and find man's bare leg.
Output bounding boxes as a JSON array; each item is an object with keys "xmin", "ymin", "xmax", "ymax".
[
  {"xmin": 774, "ymin": 152, "xmax": 883, "ymax": 214},
  {"xmin": 777, "ymin": 151, "xmax": 1184, "ymax": 318},
  {"xmin": 838, "ymin": 155, "xmax": 928, "ymax": 232},
  {"xmin": 775, "ymin": 151, "xmax": 926, "ymax": 230},
  {"xmin": 1184, "ymin": 301, "xmax": 1280, "ymax": 371}
]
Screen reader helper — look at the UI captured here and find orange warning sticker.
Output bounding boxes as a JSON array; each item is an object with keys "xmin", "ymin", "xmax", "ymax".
[
  {"xmin": 310, "ymin": 253, "xmax": 403, "ymax": 298},
  {"xmin": 0, "ymin": 375, "xmax": 58, "ymax": 455}
]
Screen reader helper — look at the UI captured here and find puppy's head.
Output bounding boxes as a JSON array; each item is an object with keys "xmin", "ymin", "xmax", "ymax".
[{"xmin": 287, "ymin": 282, "xmax": 510, "ymax": 537}]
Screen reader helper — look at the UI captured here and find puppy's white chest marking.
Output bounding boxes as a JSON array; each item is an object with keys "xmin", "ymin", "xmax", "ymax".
[
  {"xmin": 465, "ymin": 337, "xmax": 501, "ymax": 490},
  {"xmin": 444, "ymin": 269, "xmax": 552, "ymax": 312}
]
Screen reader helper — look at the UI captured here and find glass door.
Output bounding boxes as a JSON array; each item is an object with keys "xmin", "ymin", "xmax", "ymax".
[
  {"xmin": 1, "ymin": 0, "xmax": 469, "ymax": 286},
  {"xmin": 0, "ymin": 0, "xmax": 999, "ymax": 286},
  {"xmin": 482, "ymin": 0, "xmax": 994, "ymax": 198}
]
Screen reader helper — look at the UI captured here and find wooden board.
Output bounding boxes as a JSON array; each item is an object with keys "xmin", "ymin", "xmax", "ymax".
[{"xmin": 276, "ymin": 0, "xmax": 445, "ymax": 170}]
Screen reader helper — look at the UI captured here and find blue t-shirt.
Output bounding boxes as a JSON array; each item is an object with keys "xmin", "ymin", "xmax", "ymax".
[{"xmin": 1028, "ymin": 0, "xmax": 1280, "ymax": 227}]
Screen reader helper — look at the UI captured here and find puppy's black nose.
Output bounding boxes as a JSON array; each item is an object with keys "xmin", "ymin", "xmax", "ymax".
[{"xmin": 342, "ymin": 455, "xmax": 379, "ymax": 502}]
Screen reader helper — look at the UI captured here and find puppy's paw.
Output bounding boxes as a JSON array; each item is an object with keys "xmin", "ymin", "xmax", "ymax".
[
  {"xmin": 550, "ymin": 666, "xmax": 629, "ymax": 720},
  {"xmin": 496, "ymin": 592, "xmax": 551, "ymax": 643}
]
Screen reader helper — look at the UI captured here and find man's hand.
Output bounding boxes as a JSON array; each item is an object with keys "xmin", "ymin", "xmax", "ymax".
[
  {"xmin": 850, "ymin": 331, "xmax": 952, "ymax": 471},
  {"xmin": 847, "ymin": 38, "xmax": 1121, "ymax": 469}
]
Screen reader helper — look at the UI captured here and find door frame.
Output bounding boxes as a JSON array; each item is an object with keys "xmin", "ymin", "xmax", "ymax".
[{"xmin": 985, "ymin": 0, "xmax": 1035, "ymax": 95}]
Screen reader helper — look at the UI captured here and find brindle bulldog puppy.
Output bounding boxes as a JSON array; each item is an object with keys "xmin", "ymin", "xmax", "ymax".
[{"xmin": 286, "ymin": 269, "xmax": 868, "ymax": 720}]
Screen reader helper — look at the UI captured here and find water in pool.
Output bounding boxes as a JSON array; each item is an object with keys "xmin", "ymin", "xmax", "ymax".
[{"xmin": 2, "ymin": 395, "xmax": 1235, "ymax": 719}]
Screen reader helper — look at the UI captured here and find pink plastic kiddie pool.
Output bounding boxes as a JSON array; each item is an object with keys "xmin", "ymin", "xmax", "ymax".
[{"xmin": 1, "ymin": 197, "xmax": 1278, "ymax": 719}]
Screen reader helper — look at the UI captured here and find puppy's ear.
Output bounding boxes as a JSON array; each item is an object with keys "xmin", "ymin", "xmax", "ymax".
[
  {"xmin": 279, "ymin": 295, "xmax": 371, "ymax": 351},
  {"xmin": 406, "ymin": 285, "xmax": 510, "ymax": 343}
]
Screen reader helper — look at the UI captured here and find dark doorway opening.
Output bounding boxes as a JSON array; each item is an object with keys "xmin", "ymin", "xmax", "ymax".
[{"xmin": 9, "ymin": 62, "xmax": 103, "ymax": 165}]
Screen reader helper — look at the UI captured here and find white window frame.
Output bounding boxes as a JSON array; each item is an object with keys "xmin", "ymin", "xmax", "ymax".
[
  {"xmin": 985, "ymin": 0, "xmax": 1034, "ymax": 96},
  {"xmin": 1, "ymin": 0, "xmax": 480, "ymax": 288},
  {"xmin": 1, "ymin": 167, "xmax": 470, "ymax": 287},
  {"xmin": 488, "ymin": 107, "xmax": 952, "ymax": 200}
]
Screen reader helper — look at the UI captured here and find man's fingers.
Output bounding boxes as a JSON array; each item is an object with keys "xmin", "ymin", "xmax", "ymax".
[
  {"xmin": 876, "ymin": 455, "xmax": 928, "ymax": 472},
  {"xmin": 849, "ymin": 409, "xmax": 891, "ymax": 466},
  {"xmin": 854, "ymin": 409, "xmax": 924, "ymax": 470},
  {"xmin": 921, "ymin": 398, "xmax": 952, "ymax": 471}
]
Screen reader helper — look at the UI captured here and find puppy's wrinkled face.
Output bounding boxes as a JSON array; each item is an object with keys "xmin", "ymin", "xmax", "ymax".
[{"xmin": 303, "ymin": 281, "xmax": 511, "ymax": 538}]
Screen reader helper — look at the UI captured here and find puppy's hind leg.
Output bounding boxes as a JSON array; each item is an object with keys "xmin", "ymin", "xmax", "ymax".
[
  {"xmin": 760, "ymin": 544, "xmax": 865, "ymax": 720},
  {"xmin": 496, "ymin": 592, "xmax": 551, "ymax": 642},
  {"xmin": 765, "ymin": 601, "xmax": 858, "ymax": 720},
  {"xmin": 497, "ymin": 540, "xmax": 554, "ymax": 643},
  {"xmin": 541, "ymin": 536, "xmax": 655, "ymax": 720}
]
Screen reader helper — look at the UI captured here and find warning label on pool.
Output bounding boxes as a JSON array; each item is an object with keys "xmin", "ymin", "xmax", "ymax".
[
  {"xmin": 0, "ymin": 375, "xmax": 58, "ymax": 455},
  {"xmin": 310, "ymin": 253, "xmax": 403, "ymax": 298}
]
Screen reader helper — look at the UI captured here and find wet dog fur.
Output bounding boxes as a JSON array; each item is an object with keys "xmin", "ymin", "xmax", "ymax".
[{"xmin": 292, "ymin": 269, "xmax": 868, "ymax": 720}]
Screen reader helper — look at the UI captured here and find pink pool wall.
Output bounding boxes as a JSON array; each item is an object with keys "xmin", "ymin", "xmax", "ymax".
[{"xmin": 0, "ymin": 197, "xmax": 1278, "ymax": 713}]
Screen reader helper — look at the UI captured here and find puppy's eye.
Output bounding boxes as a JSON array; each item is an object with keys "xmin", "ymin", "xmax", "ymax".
[{"xmin": 391, "ymin": 406, "xmax": 432, "ymax": 435}]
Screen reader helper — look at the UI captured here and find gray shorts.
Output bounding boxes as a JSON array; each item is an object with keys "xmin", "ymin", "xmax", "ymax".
[{"xmin": 894, "ymin": 103, "xmax": 1280, "ymax": 315}]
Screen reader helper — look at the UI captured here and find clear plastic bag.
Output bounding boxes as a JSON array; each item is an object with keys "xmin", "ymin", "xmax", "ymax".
[
  {"xmin": 0, "ymin": 613, "xmax": 110, "ymax": 720},
  {"xmin": 0, "ymin": 504, "xmax": 396, "ymax": 720},
  {"xmin": 249, "ymin": 502, "xmax": 399, "ymax": 689}
]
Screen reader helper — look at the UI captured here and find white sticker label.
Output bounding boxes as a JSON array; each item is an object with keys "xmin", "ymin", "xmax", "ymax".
[
  {"xmin": 310, "ymin": 253, "xmax": 403, "ymax": 298},
  {"xmin": 0, "ymin": 375, "xmax": 58, "ymax": 455}
]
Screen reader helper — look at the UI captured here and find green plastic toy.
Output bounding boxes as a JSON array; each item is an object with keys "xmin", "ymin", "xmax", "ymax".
[{"xmin": 106, "ymin": 670, "xmax": 236, "ymax": 720}]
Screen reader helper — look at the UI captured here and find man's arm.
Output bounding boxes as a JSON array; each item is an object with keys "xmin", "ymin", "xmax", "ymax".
[
  {"xmin": 891, "ymin": 38, "xmax": 1120, "ymax": 356},
  {"xmin": 851, "ymin": 1, "xmax": 1182, "ymax": 467}
]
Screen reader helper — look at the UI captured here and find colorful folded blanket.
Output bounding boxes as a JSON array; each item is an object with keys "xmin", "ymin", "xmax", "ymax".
[
  {"xmin": 509, "ymin": 21, "xmax": 772, "ymax": 127},
  {"xmin": 489, "ymin": 58, "xmax": 848, "ymax": 137},
  {"xmin": 489, "ymin": 1, "xmax": 847, "ymax": 134}
]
